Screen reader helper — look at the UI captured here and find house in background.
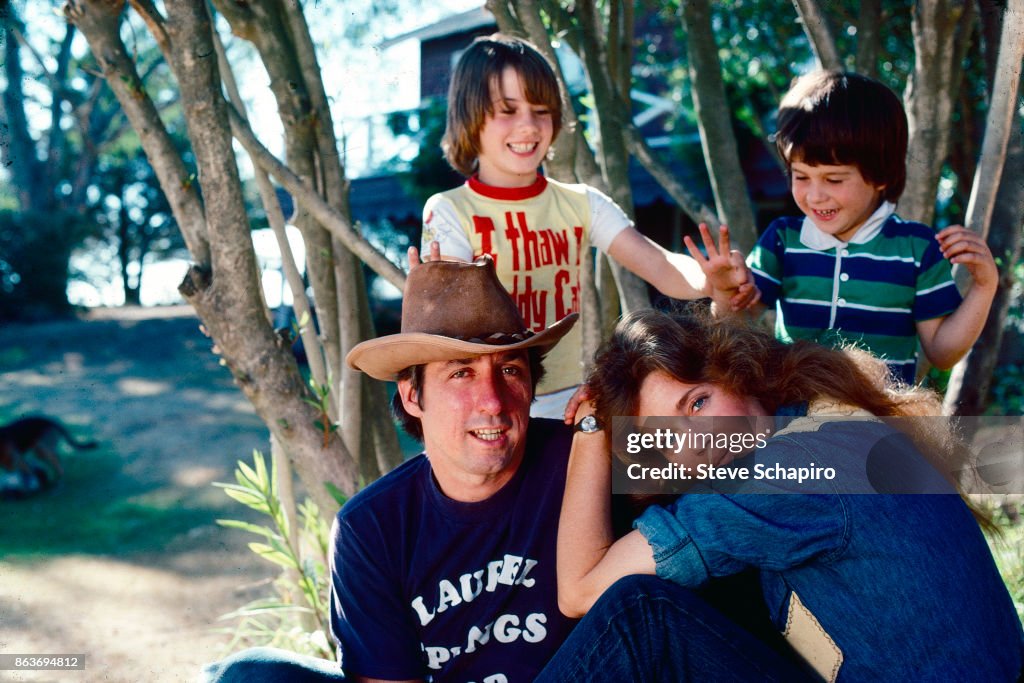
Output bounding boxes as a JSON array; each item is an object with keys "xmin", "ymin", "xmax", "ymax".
[{"xmin": 345, "ymin": 5, "xmax": 792, "ymax": 268}]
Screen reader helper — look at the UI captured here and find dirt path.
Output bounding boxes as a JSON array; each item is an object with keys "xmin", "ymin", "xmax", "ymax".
[{"xmin": 0, "ymin": 306, "xmax": 280, "ymax": 682}]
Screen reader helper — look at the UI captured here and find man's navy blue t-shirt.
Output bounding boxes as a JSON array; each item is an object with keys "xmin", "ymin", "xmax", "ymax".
[{"xmin": 330, "ymin": 418, "xmax": 577, "ymax": 682}]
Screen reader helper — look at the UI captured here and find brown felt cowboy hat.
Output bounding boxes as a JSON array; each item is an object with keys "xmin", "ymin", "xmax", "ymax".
[{"xmin": 347, "ymin": 256, "xmax": 578, "ymax": 381}]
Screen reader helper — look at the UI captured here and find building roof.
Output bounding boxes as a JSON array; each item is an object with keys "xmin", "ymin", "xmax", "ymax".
[{"xmin": 379, "ymin": 6, "xmax": 492, "ymax": 48}]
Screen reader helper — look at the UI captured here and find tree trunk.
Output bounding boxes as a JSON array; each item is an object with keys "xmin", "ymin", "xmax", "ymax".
[
  {"xmin": 2, "ymin": 6, "xmax": 45, "ymax": 212},
  {"xmin": 166, "ymin": 0, "xmax": 356, "ymax": 514},
  {"xmin": 855, "ymin": 0, "xmax": 882, "ymax": 77},
  {"xmin": 44, "ymin": 24, "xmax": 77, "ymax": 193},
  {"xmin": 574, "ymin": 0, "xmax": 648, "ymax": 314},
  {"xmin": 900, "ymin": 0, "xmax": 971, "ymax": 225},
  {"xmin": 679, "ymin": 0, "xmax": 759, "ymax": 253},
  {"xmin": 942, "ymin": 141, "xmax": 1024, "ymax": 417},
  {"xmin": 943, "ymin": 0, "xmax": 1024, "ymax": 416}
]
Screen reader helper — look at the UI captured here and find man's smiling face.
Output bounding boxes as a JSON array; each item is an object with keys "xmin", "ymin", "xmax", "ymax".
[{"xmin": 399, "ymin": 351, "xmax": 533, "ymax": 502}]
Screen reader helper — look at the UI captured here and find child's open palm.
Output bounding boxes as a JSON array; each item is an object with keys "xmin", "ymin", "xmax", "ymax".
[{"xmin": 684, "ymin": 224, "xmax": 760, "ymax": 311}]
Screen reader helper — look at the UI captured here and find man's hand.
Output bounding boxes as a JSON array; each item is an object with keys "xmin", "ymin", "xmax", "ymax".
[
  {"xmin": 936, "ymin": 225, "xmax": 998, "ymax": 292},
  {"xmin": 683, "ymin": 224, "xmax": 760, "ymax": 311}
]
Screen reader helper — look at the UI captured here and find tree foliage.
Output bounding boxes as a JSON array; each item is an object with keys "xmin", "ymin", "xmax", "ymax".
[{"xmin": 0, "ymin": 1, "xmax": 188, "ymax": 314}]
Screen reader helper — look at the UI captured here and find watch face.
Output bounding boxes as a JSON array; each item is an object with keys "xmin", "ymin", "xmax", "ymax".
[{"xmin": 578, "ymin": 415, "xmax": 600, "ymax": 433}]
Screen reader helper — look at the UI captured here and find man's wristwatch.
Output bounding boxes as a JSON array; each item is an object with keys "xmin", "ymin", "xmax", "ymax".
[{"xmin": 574, "ymin": 414, "xmax": 603, "ymax": 433}]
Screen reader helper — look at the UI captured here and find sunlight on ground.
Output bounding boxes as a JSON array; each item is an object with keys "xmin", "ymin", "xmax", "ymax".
[
  {"xmin": 116, "ymin": 377, "xmax": 173, "ymax": 397},
  {"xmin": 174, "ymin": 465, "xmax": 223, "ymax": 488},
  {"xmin": 3, "ymin": 370, "xmax": 62, "ymax": 388},
  {"xmin": 0, "ymin": 554, "xmax": 265, "ymax": 682},
  {"xmin": 63, "ymin": 352, "xmax": 85, "ymax": 373}
]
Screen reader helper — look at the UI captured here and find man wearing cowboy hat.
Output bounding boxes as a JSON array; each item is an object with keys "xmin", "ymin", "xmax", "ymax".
[
  {"xmin": 332, "ymin": 254, "xmax": 580, "ymax": 682},
  {"xmin": 202, "ymin": 255, "xmax": 579, "ymax": 683}
]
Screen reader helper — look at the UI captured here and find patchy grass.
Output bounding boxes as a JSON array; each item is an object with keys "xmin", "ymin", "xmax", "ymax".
[{"xmin": 0, "ymin": 444, "xmax": 222, "ymax": 557}]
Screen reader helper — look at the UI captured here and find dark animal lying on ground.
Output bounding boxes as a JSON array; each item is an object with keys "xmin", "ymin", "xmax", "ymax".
[{"xmin": 0, "ymin": 416, "xmax": 97, "ymax": 499}]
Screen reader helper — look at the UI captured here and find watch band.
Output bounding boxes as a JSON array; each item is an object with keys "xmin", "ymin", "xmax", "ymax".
[{"xmin": 575, "ymin": 414, "xmax": 603, "ymax": 433}]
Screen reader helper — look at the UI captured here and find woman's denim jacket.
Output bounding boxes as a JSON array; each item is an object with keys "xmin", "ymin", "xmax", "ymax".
[{"xmin": 634, "ymin": 410, "xmax": 1023, "ymax": 682}]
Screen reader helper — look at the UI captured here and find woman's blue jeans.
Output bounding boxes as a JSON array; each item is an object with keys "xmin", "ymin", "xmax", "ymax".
[{"xmin": 535, "ymin": 575, "xmax": 815, "ymax": 682}]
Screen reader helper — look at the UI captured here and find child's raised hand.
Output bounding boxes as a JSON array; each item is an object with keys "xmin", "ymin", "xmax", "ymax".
[
  {"xmin": 407, "ymin": 241, "xmax": 443, "ymax": 271},
  {"xmin": 684, "ymin": 224, "xmax": 760, "ymax": 311},
  {"xmin": 936, "ymin": 225, "xmax": 998, "ymax": 291}
]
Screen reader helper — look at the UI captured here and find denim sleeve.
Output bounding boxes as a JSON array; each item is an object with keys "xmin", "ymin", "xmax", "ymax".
[
  {"xmin": 634, "ymin": 504, "xmax": 716, "ymax": 586},
  {"xmin": 633, "ymin": 487, "xmax": 849, "ymax": 588}
]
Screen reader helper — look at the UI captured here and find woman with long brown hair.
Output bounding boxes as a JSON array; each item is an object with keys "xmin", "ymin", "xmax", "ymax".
[{"xmin": 540, "ymin": 308, "xmax": 1021, "ymax": 682}]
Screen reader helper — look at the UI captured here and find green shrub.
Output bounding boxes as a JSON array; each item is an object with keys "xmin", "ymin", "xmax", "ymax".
[
  {"xmin": 988, "ymin": 364, "xmax": 1024, "ymax": 416},
  {"xmin": 214, "ymin": 451, "xmax": 342, "ymax": 660}
]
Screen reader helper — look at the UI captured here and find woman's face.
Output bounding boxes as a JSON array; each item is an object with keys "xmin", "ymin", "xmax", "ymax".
[{"xmin": 635, "ymin": 370, "xmax": 770, "ymax": 468}]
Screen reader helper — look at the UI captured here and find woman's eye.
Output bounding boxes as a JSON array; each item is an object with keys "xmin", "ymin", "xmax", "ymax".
[{"xmin": 690, "ymin": 396, "xmax": 707, "ymax": 413}]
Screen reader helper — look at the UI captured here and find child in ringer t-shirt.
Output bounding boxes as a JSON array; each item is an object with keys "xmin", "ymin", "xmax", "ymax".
[
  {"xmin": 745, "ymin": 70, "xmax": 997, "ymax": 385},
  {"xmin": 421, "ymin": 34, "xmax": 759, "ymax": 419}
]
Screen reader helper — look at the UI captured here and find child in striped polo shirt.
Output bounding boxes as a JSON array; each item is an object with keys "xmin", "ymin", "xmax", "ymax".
[{"xmin": 746, "ymin": 70, "xmax": 997, "ymax": 385}]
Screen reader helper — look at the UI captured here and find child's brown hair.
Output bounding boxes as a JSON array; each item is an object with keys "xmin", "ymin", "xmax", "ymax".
[
  {"xmin": 442, "ymin": 34, "xmax": 563, "ymax": 177},
  {"xmin": 775, "ymin": 70, "xmax": 908, "ymax": 202}
]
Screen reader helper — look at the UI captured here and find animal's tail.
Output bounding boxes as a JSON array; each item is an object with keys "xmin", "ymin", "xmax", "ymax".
[{"xmin": 53, "ymin": 423, "xmax": 99, "ymax": 450}]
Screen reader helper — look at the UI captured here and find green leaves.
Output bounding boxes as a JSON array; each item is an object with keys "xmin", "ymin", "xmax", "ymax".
[
  {"xmin": 214, "ymin": 450, "xmax": 341, "ymax": 660},
  {"xmin": 248, "ymin": 540, "xmax": 300, "ymax": 570},
  {"xmin": 304, "ymin": 375, "xmax": 338, "ymax": 448},
  {"xmin": 324, "ymin": 481, "xmax": 348, "ymax": 507}
]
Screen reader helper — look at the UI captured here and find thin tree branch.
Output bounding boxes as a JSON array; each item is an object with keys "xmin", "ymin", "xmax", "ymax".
[
  {"xmin": 791, "ymin": 0, "xmax": 842, "ymax": 69},
  {"xmin": 962, "ymin": 0, "xmax": 1023, "ymax": 240},
  {"xmin": 624, "ymin": 123, "xmax": 719, "ymax": 228},
  {"xmin": 127, "ymin": 0, "xmax": 171, "ymax": 54},
  {"xmin": 227, "ymin": 106, "xmax": 406, "ymax": 290},
  {"xmin": 65, "ymin": 0, "xmax": 211, "ymax": 264},
  {"xmin": 212, "ymin": 20, "xmax": 333, "ymax": 413}
]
